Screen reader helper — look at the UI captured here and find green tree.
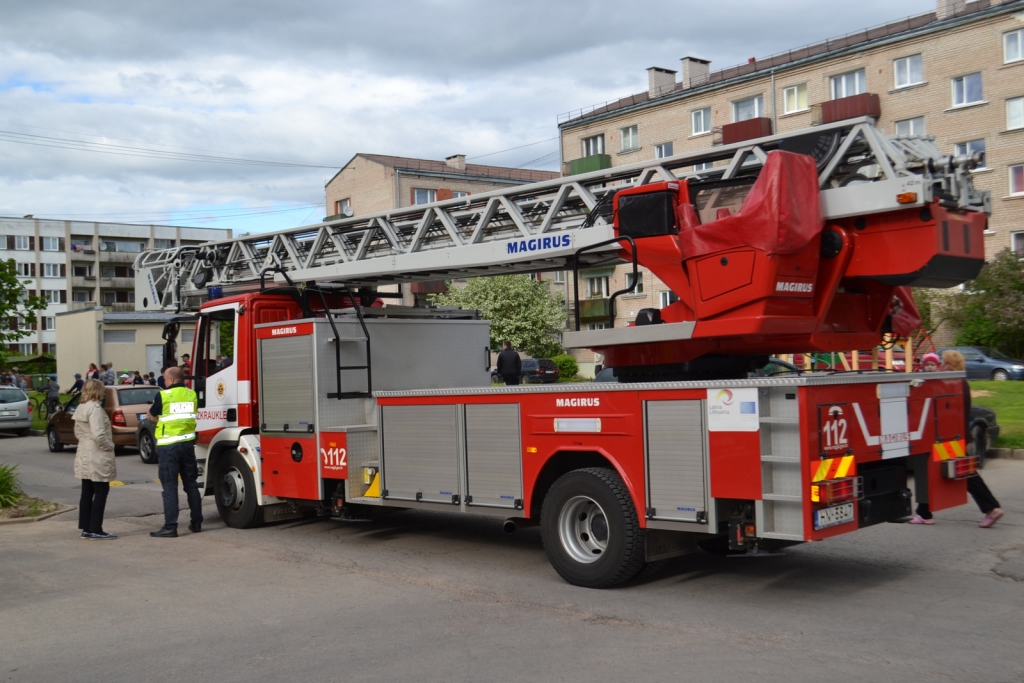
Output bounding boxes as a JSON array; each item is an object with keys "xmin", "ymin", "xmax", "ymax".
[
  {"xmin": 943, "ymin": 248, "xmax": 1024, "ymax": 358},
  {"xmin": 431, "ymin": 275, "xmax": 566, "ymax": 358},
  {"xmin": 0, "ymin": 260, "xmax": 49, "ymax": 364}
]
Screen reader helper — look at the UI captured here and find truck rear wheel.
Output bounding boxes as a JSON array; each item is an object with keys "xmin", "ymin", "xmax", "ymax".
[
  {"xmin": 541, "ymin": 467, "xmax": 645, "ymax": 588},
  {"xmin": 215, "ymin": 450, "xmax": 264, "ymax": 529}
]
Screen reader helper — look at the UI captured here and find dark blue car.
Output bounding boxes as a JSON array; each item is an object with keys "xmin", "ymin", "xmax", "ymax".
[{"xmin": 939, "ymin": 346, "xmax": 1024, "ymax": 381}]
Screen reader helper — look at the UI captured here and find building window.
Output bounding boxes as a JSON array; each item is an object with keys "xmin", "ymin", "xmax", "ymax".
[
  {"xmin": 16, "ymin": 343, "xmax": 34, "ymax": 355},
  {"xmin": 894, "ymin": 55, "xmax": 923, "ymax": 89},
  {"xmin": 586, "ymin": 322, "xmax": 608, "ymax": 331},
  {"xmin": 70, "ymin": 238, "xmax": 91, "ymax": 252},
  {"xmin": 335, "ymin": 198, "xmax": 352, "ymax": 215},
  {"xmin": 100, "ymin": 240, "xmax": 143, "ymax": 253},
  {"xmin": 72, "ymin": 265, "xmax": 91, "ymax": 277},
  {"xmin": 14, "ymin": 235, "xmax": 30, "ymax": 250},
  {"xmin": 72, "ymin": 291, "xmax": 91, "ymax": 302},
  {"xmin": 41, "ymin": 237, "xmax": 59, "ymax": 251},
  {"xmin": 101, "ymin": 291, "xmax": 116, "ymax": 304},
  {"xmin": 782, "ymin": 84, "xmax": 808, "ymax": 114},
  {"xmin": 1012, "ymin": 232, "xmax": 1024, "ymax": 255},
  {"xmin": 42, "ymin": 290, "xmax": 61, "ymax": 304},
  {"xmin": 181, "ymin": 328, "xmax": 195, "ymax": 343},
  {"xmin": 895, "ymin": 117, "xmax": 925, "ymax": 136},
  {"xmin": 452, "ymin": 191, "xmax": 468, "ymax": 198},
  {"xmin": 581, "ymin": 135, "xmax": 605, "ymax": 157},
  {"xmin": 1008, "ymin": 97, "xmax": 1024, "ymax": 130},
  {"xmin": 553, "ymin": 270, "xmax": 565, "ymax": 283},
  {"xmin": 654, "ymin": 142, "xmax": 673, "ymax": 159},
  {"xmin": 954, "ymin": 139, "xmax": 986, "ymax": 168},
  {"xmin": 15, "ymin": 262, "xmax": 31, "ymax": 277},
  {"xmin": 732, "ymin": 95, "xmax": 763, "ymax": 122},
  {"xmin": 659, "ymin": 291, "xmax": 679, "ymax": 308},
  {"xmin": 952, "ymin": 73, "xmax": 983, "ymax": 106},
  {"xmin": 101, "ymin": 266, "xmax": 117, "ymax": 278},
  {"xmin": 1011, "ymin": 164, "xmax": 1024, "ymax": 196},
  {"xmin": 620, "ymin": 125, "xmax": 639, "ymax": 152},
  {"xmin": 153, "ymin": 238, "xmax": 175, "ymax": 250},
  {"xmin": 1006, "ymin": 28, "xmax": 1024, "ymax": 63},
  {"xmin": 694, "ymin": 161, "xmax": 713, "ymax": 172},
  {"xmin": 43, "ymin": 316, "xmax": 55, "ymax": 331},
  {"xmin": 585, "ymin": 276, "xmax": 609, "ymax": 299},
  {"xmin": 692, "ymin": 108, "xmax": 712, "ymax": 135},
  {"xmin": 625, "ymin": 272, "xmax": 644, "ymax": 294},
  {"xmin": 43, "ymin": 263, "xmax": 61, "ymax": 277},
  {"xmin": 831, "ymin": 69, "xmax": 866, "ymax": 99},
  {"xmin": 412, "ymin": 188, "xmax": 435, "ymax": 205}
]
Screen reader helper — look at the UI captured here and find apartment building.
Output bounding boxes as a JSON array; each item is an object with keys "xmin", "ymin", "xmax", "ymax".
[
  {"xmin": 557, "ymin": 0, "xmax": 1024, "ymax": 341},
  {"xmin": 1, "ymin": 216, "xmax": 230, "ymax": 355},
  {"xmin": 325, "ymin": 153, "xmax": 559, "ymax": 219}
]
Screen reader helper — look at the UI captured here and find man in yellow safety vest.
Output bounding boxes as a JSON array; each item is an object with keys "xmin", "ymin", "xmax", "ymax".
[{"xmin": 148, "ymin": 365, "xmax": 204, "ymax": 538}]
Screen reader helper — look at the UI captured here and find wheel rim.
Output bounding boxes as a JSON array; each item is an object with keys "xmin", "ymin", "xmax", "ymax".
[
  {"xmin": 140, "ymin": 435, "xmax": 153, "ymax": 460},
  {"xmin": 48, "ymin": 430, "xmax": 58, "ymax": 449},
  {"xmin": 994, "ymin": 370, "xmax": 1008, "ymax": 381},
  {"xmin": 558, "ymin": 495, "xmax": 609, "ymax": 564},
  {"xmin": 219, "ymin": 468, "xmax": 246, "ymax": 512}
]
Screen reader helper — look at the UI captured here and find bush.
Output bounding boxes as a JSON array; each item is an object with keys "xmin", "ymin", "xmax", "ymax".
[
  {"xmin": 551, "ymin": 354, "xmax": 578, "ymax": 379},
  {"xmin": 0, "ymin": 463, "xmax": 23, "ymax": 508}
]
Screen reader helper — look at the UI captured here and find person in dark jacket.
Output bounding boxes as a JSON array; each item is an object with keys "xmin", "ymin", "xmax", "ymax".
[
  {"xmin": 910, "ymin": 350, "xmax": 1003, "ymax": 527},
  {"xmin": 69, "ymin": 373, "xmax": 84, "ymax": 396},
  {"xmin": 132, "ymin": 370, "xmax": 145, "ymax": 385},
  {"xmin": 496, "ymin": 341, "xmax": 522, "ymax": 386},
  {"xmin": 44, "ymin": 378, "xmax": 61, "ymax": 414}
]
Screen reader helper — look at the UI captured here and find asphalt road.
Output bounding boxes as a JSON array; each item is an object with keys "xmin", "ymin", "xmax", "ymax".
[{"xmin": 1, "ymin": 433, "xmax": 1023, "ymax": 683}]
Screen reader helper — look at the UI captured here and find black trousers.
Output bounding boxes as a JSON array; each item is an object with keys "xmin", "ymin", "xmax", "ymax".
[
  {"xmin": 157, "ymin": 441, "xmax": 204, "ymax": 528},
  {"xmin": 502, "ymin": 374, "xmax": 520, "ymax": 386},
  {"xmin": 967, "ymin": 475, "xmax": 1000, "ymax": 514},
  {"xmin": 78, "ymin": 480, "xmax": 110, "ymax": 535}
]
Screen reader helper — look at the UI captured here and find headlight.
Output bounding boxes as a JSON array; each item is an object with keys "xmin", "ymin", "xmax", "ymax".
[{"xmin": 1013, "ymin": 365, "xmax": 1024, "ymax": 370}]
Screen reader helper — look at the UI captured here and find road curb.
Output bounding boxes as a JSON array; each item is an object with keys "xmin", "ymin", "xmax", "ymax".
[
  {"xmin": 0, "ymin": 505, "xmax": 77, "ymax": 526},
  {"xmin": 988, "ymin": 448, "xmax": 1024, "ymax": 461},
  {"xmin": 29, "ymin": 430, "xmax": 45, "ymax": 437}
]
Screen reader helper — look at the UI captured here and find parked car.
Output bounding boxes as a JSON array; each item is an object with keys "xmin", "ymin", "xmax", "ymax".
[
  {"xmin": 938, "ymin": 346, "xmax": 1024, "ymax": 381},
  {"xmin": 970, "ymin": 404, "xmax": 999, "ymax": 469},
  {"xmin": 46, "ymin": 385, "xmax": 161, "ymax": 455},
  {"xmin": 521, "ymin": 358, "xmax": 560, "ymax": 384},
  {"xmin": 490, "ymin": 359, "xmax": 561, "ymax": 384},
  {"xmin": 0, "ymin": 386, "xmax": 32, "ymax": 436}
]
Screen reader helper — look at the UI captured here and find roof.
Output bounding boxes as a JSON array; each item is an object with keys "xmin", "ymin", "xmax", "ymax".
[
  {"xmin": 56, "ymin": 307, "xmax": 193, "ymax": 324},
  {"xmin": 559, "ymin": 0, "xmax": 1022, "ymax": 127},
  {"xmin": 328, "ymin": 153, "xmax": 560, "ymax": 186}
]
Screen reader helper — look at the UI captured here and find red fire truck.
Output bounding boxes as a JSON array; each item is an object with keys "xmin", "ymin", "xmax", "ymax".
[{"xmin": 135, "ymin": 116, "xmax": 989, "ymax": 587}]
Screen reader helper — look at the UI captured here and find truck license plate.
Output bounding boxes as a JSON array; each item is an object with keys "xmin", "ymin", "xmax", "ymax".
[{"xmin": 814, "ymin": 502, "xmax": 855, "ymax": 530}]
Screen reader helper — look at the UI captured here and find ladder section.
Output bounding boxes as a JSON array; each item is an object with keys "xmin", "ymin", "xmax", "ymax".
[
  {"xmin": 755, "ymin": 387, "xmax": 805, "ymax": 540},
  {"xmin": 135, "ymin": 116, "xmax": 989, "ymax": 312}
]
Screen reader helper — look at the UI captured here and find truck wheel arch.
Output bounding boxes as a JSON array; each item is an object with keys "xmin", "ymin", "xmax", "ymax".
[{"xmin": 529, "ymin": 450, "xmax": 633, "ymax": 519}]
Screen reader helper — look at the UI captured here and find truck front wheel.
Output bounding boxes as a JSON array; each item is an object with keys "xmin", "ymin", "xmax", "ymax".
[
  {"xmin": 215, "ymin": 450, "xmax": 264, "ymax": 529},
  {"xmin": 541, "ymin": 467, "xmax": 646, "ymax": 588}
]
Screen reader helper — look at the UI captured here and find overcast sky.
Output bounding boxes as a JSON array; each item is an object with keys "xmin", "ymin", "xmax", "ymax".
[{"xmin": 0, "ymin": 0, "xmax": 937, "ymax": 234}]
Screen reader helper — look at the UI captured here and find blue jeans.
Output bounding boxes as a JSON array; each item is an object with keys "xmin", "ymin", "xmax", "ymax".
[{"xmin": 157, "ymin": 441, "xmax": 204, "ymax": 528}]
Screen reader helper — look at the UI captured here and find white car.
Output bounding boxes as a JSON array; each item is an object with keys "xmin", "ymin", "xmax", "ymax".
[{"xmin": 0, "ymin": 386, "xmax": 33, "ymax": 436}]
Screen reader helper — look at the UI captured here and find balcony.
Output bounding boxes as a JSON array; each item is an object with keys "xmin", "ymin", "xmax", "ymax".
[
  {"xmin": 72, "ymin": 275, "xmax": 97, "ymax": 288},
  {"xmin": 98, "ymin": 250, "xmax": 140, "ymax": 264},
  {"xmin": 99, "ymin": 277, "xmax": 135, "ymax": 289},
  {"xmin": 578, "ymin": 297, "xmax": 613, "ymax": 321},
  {"xmin": 568, "ymin": 154, "xmax": 612, "ymax": 176},
  {"xmin": 68, "ymin": 301, "xmax": 135, "ymax": 312}
]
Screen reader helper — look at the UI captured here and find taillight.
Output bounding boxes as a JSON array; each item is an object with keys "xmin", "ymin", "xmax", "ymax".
[
  {"xmin": 942, "ymin": 456, "xmax": 978, "ymax": 480},
  {"xmin": 811, "ymin": 477, "xmax": 863, "ymax": 505},
  {"xmin": 112, "ymin": 410, "xmax": 126, "ymax": 427},
  {"xmin": 28, "ymin": 404, "xmax": 33, "ymax": 414}
]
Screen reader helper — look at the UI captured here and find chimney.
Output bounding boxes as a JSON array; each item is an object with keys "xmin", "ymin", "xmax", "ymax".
[
  {"xmin": 647, "ymin": 66, "xmax": 677, "ymax": 98},
  {"xmin": 680, "ymin": 56, "xmax": 711, "ymax": 89},
  {"xmin": 445, "ymin": 154, "xmax": 466, "ymax": 171},
  {"xmin": 936, "ymin": 0, "xmax": 965, "ymax": 19}
]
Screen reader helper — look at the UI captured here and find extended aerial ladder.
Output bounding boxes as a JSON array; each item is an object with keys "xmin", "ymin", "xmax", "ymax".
[{"xmin": 136, "ymin": 115, "xmax": 988, "ymax": 318}]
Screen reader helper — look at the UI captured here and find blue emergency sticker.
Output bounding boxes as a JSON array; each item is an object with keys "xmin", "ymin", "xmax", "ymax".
[{"xmin": 739, "ymin": 402, "xmax": 756, "ymax": 414}]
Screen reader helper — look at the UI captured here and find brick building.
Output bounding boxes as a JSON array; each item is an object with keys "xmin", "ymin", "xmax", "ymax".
[
  {"xmin": 324, "ymin": 153, "xmax": 558, "ymax": 219},
  {"xmin": 1, "ymin": 216, "xmax": 230, "ymax": 356},
  {"xmin": 557, "ymin": 0, "xmax": 1024, "ymax": 347}
]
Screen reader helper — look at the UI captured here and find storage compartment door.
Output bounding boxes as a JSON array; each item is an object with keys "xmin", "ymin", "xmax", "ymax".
[
  {"xmin": 259, "ymin": 335, "xmax": 315, "ymax": 432},
  {"xmin": 465, "ymin": 404, "xmax": 522, "ymax": 509},
  {"xmin": 381, "ymin": 405, "xmax": 460, "ymax": 504},
  {"xmin": 645, "ymin": 400, "xmax": 708, "ymax": 522}
]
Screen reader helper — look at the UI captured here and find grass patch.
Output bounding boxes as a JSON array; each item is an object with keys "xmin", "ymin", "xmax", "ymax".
[
  {"xmin": 0, "ymin": 497, "xmax": 63, "ymax": 519},
  {"xmin": 27, "ymin": 391, "xmax": 74, "ymax": 430},
  {"xmin": 969, "ymin": 381, "xmax": 1024, "ymax": 449}
]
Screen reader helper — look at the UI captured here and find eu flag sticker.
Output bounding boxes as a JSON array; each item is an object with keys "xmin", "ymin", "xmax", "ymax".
[{"xmin": 739, "ymin": 401, "xmax": 756, "ymax": 414}]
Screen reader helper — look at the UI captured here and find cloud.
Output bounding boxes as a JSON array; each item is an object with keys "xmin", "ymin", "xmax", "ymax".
[{"xmin": 0, "ymin": 0, "xmax": 938, "ymax": 233}]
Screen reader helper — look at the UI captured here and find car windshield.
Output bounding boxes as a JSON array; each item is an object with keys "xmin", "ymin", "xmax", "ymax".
[
  {"xmin": 117, "ymin": 387, "xmax": 160, "ymax": 405},
  {"xmin": 983, "ymin": 348, "xmax": 1011, "ymax": 360},
  {"xmin": 0, "ymin": 388, "xmax": 26, "ymax": 403}
]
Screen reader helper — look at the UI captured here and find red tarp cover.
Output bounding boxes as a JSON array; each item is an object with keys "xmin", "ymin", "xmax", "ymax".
[
  {"xmin": 890, "ymin": 286, "xmax": 922, "ymax": 338},
  {"xmin": 677, "ymin": 150, "xmax": 824, "ymax": 258}
]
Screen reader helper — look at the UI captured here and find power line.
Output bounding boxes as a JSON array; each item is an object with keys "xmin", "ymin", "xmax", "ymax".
[{"xmin": 467, "ymin": 137, "xmax": 559, "ymax": 160}]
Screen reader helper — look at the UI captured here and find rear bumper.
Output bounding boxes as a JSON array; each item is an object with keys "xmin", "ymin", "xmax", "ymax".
[
  {"xmin": 111, "ymin": 428, "xmax": 140, "ymax": 446},
  {"xmin": 0, "ymin": 418, "xmax": 32, "ymax": 432}
]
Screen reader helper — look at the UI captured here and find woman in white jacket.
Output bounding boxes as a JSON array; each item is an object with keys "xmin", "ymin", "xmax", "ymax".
[{"xmin": 73, "ymin": 379, "xmax": 118, "ymax": 539}]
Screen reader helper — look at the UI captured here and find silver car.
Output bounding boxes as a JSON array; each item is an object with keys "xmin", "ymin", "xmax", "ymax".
[{"xmin": 0, "ymin": 386, "xmax": 32, "ymax": 436}]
